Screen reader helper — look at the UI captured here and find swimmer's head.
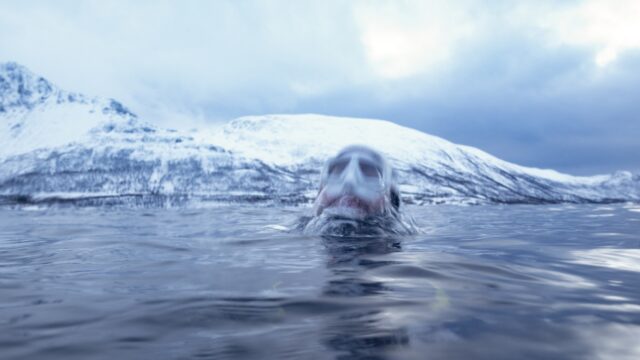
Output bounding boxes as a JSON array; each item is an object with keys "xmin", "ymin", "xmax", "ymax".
[{"xmin": 313, "ymin": 145, "xmax": 400, "ymax": 219}]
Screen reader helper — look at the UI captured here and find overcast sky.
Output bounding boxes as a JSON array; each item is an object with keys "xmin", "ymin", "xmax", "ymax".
[{"xmin": 1, "ymin": 0, "xmax": 639, "ymax": 175}]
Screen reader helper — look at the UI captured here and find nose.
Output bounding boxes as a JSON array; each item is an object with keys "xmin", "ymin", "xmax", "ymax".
[{"xmin": 340, "ymin": 159, "xmax": 361, "ymax": 190}]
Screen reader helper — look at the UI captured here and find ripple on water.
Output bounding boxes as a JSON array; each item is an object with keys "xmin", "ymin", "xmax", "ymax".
[{"xmin": 1, "ymin": 205, "xmax": 640, "ymax": 359}]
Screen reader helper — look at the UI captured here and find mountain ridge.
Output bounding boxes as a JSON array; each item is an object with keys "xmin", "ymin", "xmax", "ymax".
[{"xmin": 1, "ymin": 62, "xmax": 638, "ymax": 207}]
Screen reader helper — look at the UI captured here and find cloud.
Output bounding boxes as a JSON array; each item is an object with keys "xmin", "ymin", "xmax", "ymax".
[
  {"xmin": 354, "ymin": 0, "xmax": 478, "ymax": 79},
  {"xmin": 0, "ymin": 0, "xmax": 638, "ymax": 174},
  {"xmin": 536, "ymin": 0, "xmax": 640, "ymax": 67},
  {"xmin": 0, "ymin": 0, "xmax": 368, "ymax": 121}
]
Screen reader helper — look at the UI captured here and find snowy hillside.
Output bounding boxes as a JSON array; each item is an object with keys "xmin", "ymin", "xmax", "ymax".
[{"xmin": 1, "ymin": 62, "xmax": 638, "ymax": 207}]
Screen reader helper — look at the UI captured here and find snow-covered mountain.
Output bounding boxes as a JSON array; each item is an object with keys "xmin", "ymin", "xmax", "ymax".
[{"xmin": 1, "ymin": 62, "xmax": 638, "ymax": 207}]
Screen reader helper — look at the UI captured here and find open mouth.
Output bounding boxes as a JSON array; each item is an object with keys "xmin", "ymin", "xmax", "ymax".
[
  {"xmin": 320, "ymin": 195, "xmax": 373, "ymax": 219},
  {"xmin": 328, "ymin": 195, "xmax": 368, "ymax": 210}
]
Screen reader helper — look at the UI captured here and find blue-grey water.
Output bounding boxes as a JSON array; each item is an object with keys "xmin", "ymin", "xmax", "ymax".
[{"xmin": 1, "ymin": 204, "xmax": 640, "ymax": 360}]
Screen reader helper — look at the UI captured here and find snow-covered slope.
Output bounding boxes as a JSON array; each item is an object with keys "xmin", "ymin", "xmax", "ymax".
[
  {"xmin": 1, "ymin": 62, "xmax": 638, "ymax": 207},
  {"xmin": 0, "ymin": 62, "xmax": 139, "ymax": 159}
]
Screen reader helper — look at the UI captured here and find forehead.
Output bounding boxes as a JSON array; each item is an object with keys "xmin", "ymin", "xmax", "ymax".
[{"xmin": 333, "ymin": 147, "xmax": 384, "ymax": 165}]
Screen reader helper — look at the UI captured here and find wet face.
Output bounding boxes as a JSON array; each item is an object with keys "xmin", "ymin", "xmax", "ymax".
[{"xmin": 314, "ymin": 146, "xmax": 391, "ymax": 219}]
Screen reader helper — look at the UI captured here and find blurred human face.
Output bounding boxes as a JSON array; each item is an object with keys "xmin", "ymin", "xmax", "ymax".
[{"xmin": 315, "ymin": 148, "xmax": 387, "ymax": 218}]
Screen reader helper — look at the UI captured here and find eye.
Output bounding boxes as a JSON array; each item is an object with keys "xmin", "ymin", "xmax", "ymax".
[
  {"xmin": 359, "ymin": 160, "xmax": 381, "ymax": 178},
  {"xmin": 328, "ymin": 160, "xmax": 348, "ymax": 176}
]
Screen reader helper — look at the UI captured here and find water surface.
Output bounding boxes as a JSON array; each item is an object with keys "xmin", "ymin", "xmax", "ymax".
[{"xmin": 1, "ymin": 204, "xmax": 639, "ymax": 359}]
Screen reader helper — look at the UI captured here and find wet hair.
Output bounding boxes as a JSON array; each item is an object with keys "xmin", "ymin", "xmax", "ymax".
[{"xmin": 390, "ymin": 184, "xmax": 401, "ymax": 210}]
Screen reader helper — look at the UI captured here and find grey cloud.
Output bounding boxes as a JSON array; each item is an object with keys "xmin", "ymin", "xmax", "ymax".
[{"xmin": 0, "ymin": 1, "xmax": 638, "ymax": 175}]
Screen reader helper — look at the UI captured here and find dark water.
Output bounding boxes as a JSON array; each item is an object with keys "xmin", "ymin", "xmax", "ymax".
[{"xmin": 1, "ymin": 204, "xmax": 639, "ymax": 360}]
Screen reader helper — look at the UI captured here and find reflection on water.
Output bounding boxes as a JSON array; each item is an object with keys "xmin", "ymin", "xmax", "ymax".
[
  {"xmin": 0, "ymin": 204, "xmax": 639, "ymax": 359},
  {"xmin": 570, "ymin": 248, "xmax": 640, "ymax": 273},
  {"xmin": 320, "ymin": 236, "xmax": 409, "ymax": 359}
]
